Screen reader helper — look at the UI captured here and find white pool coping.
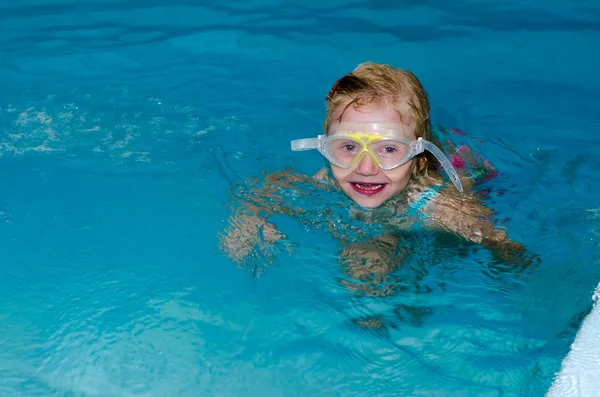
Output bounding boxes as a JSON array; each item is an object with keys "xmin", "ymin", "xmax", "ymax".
[{"xmin": 546, "ymin": 283, "xmax": 600, "ymax": 397}]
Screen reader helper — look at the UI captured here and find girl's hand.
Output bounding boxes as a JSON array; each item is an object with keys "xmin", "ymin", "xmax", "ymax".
[
  {"xmin": 424, "ymin": 194, "xmax": 539, "ymax": 269},
  {"xmin": 218, "ymin": 209, "xmax": 292, "ymax": 274}
]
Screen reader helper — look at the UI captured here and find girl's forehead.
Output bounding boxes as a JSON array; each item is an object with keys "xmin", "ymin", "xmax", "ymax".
[{"xmin": 333, "ymin": 103, "xmax": 407, "ymax": 124}]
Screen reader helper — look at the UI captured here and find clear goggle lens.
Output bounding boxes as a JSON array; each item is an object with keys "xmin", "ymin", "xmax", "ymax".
[{"xmin": 324, "ymin": 136, "xmax": 410, "ymax": 169}]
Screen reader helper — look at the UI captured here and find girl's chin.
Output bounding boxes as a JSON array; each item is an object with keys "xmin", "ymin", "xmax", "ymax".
[{"xmin": 345, "ymin": 188, "xmax": 392, "ymax": 208}]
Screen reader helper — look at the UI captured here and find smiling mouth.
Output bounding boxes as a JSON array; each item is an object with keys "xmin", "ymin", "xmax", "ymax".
[{"xmin": 350, "ymin": 182, "xmax": 386, "ymax": 196}]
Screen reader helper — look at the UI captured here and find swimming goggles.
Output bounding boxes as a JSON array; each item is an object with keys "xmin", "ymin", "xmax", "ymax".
[{"xmin": 291, "ymin": 122, "xmax": 463, "ymax": 193}]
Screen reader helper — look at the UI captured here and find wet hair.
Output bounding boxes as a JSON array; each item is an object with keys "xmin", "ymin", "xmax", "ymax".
[{"xmin": 324, "ymin": 62, "xmax": 441, "ymax": 179}]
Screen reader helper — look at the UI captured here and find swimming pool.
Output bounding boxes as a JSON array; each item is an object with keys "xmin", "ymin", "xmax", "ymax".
[{"xmin": 1, "ymin": 0, "xmax": 599, "ymax": 395}]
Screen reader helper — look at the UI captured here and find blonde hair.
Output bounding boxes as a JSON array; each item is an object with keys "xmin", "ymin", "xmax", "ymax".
[{"xmin": 324, "ymin": 62, "xmax": 440, "ymax": 178}]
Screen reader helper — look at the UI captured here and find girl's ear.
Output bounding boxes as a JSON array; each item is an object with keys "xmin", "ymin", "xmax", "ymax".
[{"xmin": 417, "ymin": 155, "xmax": 427, "ymax": 172}]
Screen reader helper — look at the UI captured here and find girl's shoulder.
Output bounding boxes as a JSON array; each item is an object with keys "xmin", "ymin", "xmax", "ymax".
[{"xmin": 311, "ymin": 167, "xmax": 332, "ymax": 182}]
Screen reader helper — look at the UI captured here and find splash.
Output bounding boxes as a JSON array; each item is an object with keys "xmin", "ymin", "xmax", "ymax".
[{"xmin": 0, "ymin": 95, "xmax": 243, "ymax": 170}]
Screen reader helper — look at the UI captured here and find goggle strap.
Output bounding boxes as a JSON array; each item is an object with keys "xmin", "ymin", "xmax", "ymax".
[
  {"xmin": 422, "ymin": 139, "xmax": 464, "ymax": 193},
  {"xmin": 291, "ymin": 138, "xmax": 319, "ymax": 151}
]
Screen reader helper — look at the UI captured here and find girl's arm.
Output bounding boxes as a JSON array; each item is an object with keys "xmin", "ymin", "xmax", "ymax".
[
  {"xmin": 218, "ymin": 169, "xmax": 307, "ymax": 269},
  {"xmin": 421, "ymin": 191, "xmax": 534, "ymax": 267}
]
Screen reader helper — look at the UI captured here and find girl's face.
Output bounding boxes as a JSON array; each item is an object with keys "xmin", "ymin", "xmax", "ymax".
[{"xmin": 327, "ymin": 103, "xmax": 418, "ymax": 208}]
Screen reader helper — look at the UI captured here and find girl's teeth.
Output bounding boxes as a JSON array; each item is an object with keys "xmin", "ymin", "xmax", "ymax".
[{"xmin": 356, "ymin": 183, "xmax": 382, "ymax": 190}]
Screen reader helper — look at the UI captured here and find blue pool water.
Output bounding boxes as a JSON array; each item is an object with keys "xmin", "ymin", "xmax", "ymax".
[{"xmin": 1, "ymin": 0, "xmax": 599, "ymax": 396}]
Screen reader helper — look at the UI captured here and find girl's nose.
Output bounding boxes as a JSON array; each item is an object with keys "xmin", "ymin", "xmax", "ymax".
[{"xmin": 355, "ymin": 153, "xmax": 379, "ymax": 175}]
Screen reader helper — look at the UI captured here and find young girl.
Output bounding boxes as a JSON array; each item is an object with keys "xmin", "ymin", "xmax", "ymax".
[{"xmin": 220, "ymin": 62, "xmax": 530, "ymax": 285}]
